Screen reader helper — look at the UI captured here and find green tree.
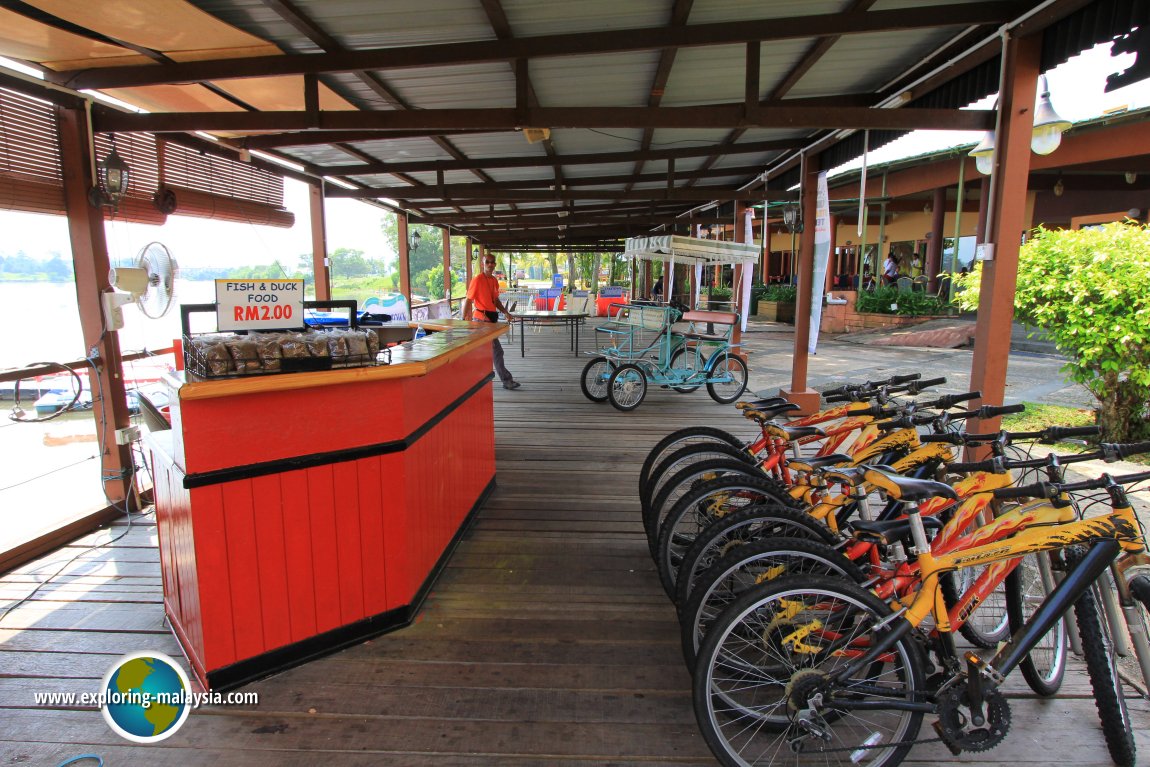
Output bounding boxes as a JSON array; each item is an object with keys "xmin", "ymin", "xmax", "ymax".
[{"xmin": 954, "ymin": 223, "xmax": 1150, "ymax": 441}]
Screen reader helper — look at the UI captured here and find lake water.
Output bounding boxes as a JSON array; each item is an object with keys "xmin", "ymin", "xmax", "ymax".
[{"xmin": 0, "ymin": 279, "xmax": 219, "ymax": 368}]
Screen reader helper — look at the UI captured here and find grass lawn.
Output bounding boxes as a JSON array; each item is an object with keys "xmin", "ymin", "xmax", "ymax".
[{"xmin": 1002, "ymin": 401, "xmax": 1148, "ymax": 465}]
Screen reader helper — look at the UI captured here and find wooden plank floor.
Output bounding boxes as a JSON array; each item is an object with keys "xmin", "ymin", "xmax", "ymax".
[{"xmin": 1, "ymin": 321, "xmax": 1148, "ymax": 765}]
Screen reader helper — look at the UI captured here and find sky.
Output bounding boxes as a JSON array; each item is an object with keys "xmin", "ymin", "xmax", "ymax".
[{"xmin": 1, "ymin": 41, "xmax": 1147, "ymax": 269}]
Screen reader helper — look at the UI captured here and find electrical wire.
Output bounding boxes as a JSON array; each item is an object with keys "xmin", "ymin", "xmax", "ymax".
[
  {"xmin": 0, "ymin": 352, "xmax": 151, "ymax": 626},
  {"xmin": 0, "ymin": 455, "xmax": 98, "ymax": 493},
  {"xmin": 8, "ymin": 361, "xmax": 85, "ymax": 423}
]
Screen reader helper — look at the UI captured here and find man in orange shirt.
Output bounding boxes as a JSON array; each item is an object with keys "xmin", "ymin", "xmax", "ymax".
[{"xmin": 462, "ymin": 254, "xmax": 521, "ymax": 390}]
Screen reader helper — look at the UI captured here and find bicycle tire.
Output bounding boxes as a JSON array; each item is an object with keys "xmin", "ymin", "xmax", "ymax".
[
  {"xmin": 607, "ymin": 363, "xmax": 647, "ymax": 411},
  {"xmin": 643, "ymin": 442, "xmax": 757, "ymax": 532},
  {"xmin": 939, "ymin": 567, "xmax": 1010, "ymax": 649},
  {"xmin": 1005, "ymin": 551, "xmax": 1067, "ymax": 696},
  {"xmin": 638, "ymin": 426, "xmax": 744, "ymax": 500},
  {"xmin": 679, "ymin": 535, "xmax": 863, "ymax": 670},
  {"xmin": 673, "ymin": 503, "xmax": 837, "ymax": 608},
  {"xmin": 668, "ymin": 346, "xmax": 703, "ymax": 393},
  {"xmin": 692, "ymin": 574, "xmax": 926, "ymax": 766},
  {"xmin": 706, "ymin": 352, "xmax": 748, "ymax": 405},
  {"xmin": 1070, "ymin": 547, "xmax": 1137, "ymax": 767},
  {"xmin": 648, "ymin": 455, "xmax": 763, "ymax": 558},
  {"xmin": 655, "ymin": 475, "xmax": 811, "ymax": 601},
  {"xmin": 1126, "ymin": 574, "xmax": 1150, "ymax": 691},
  {"xmin": 579, "ymin": 356, "xmax": 614, "ymax": 402}
]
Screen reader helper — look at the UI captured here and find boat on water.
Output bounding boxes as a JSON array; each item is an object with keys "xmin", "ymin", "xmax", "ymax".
[{"xmin": 29, "ymin": 384, "xmax": 169, "ymax": 418}]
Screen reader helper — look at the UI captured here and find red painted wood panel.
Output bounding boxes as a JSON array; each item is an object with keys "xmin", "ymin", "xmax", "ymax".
[
  {"xmin": 332, "ymin": 462, "xmax": 366, "ymax": 623},
  {"xmin": 219, "ymin": 482, "xmax": 264, "ymax": 662},
  {"xmin": 280, "ymin": 470, "xmax": 318, "ymax": 643},
  {"xmin": 154, "ymin": 342, "xmax": 497, "ymax": 686},
  {"xmin": 251, "ymin": 474, "xmax": 292, "ymax": 651},
  {"xmin": 190, "ymin": 484, "xmax": 236, "ymax": 670},
  {"xmin": 357, "ymin": 457, "xmax": 388, "ymax": 615},
  {"xmin": 306, "ymin": 465, "xmax": 343, "ymax": 635}
]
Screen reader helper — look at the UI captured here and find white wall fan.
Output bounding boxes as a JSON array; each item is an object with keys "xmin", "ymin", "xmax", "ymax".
[{"xmin": 104, "ymin": 242, "xmax": 179, "ymax": 331}]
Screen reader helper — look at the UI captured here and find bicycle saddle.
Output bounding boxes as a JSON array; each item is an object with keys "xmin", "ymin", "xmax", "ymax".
[
  {"xmin": 822, "ymin": 466, "xmax": 868, "ymax": 486},
  {"xmin": 850, "ymin": 515, "xmax": 945, "ymax": 546},
  {"xmin": 765, "ymin": 423, "xmax": 825, "ymax": 440},
  {"xmin": 787, "ymin": 453, "xmax": 853, "ymax": 473},
  {"xmin": 744, "ymin": 403, "xmax": 802, "ymax": 421},
  {"xmin": 737, "ymin": 396, "xmax": 789, "ymax": 410},
  {"xmin": 862, "ymin": 467, "xmax": 958, "ymax": 503}
]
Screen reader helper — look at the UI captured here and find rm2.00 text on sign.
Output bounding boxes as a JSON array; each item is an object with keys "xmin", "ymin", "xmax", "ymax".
[{"xmin": 215, "ymin": 279, "xmax": 305, "ymax": 331}]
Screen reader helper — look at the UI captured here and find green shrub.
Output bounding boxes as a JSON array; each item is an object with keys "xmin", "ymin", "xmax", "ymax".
[
  {"xmin": 754, "ymin": 283, "xmax": 797, "ymax": 302},
  {"xmin": 855, "ymin": 285, "xmax": 952, "ymax": 315},
  {"xmin": 956, "ymin": 223, "xmax": 1150, "ymax": 442}
]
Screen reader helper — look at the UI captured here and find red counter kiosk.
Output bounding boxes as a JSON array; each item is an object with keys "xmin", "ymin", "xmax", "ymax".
[{"xmin": 146, "ymin": 318, "xmax": 504, "ymax": 690}]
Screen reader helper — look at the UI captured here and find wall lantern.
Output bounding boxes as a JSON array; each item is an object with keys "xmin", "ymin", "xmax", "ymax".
[
  {"xmin": 970, "ymin": 75, "xmax": 1071, "ymax": 175},
  {"xmin": 782, "ymin": 203, "xmax": 803, "ymax": 233},
  {"xmin": 88, "ymin": 135, "xmax": 131, "ymax": 209},
  {"xmin": 408, "ymin": 229, "xmax": 421, "ymax": 251}
]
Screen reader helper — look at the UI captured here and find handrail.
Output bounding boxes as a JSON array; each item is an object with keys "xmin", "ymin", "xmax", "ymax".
[{"xmin": 0, "ymin": 347, "xmax": 177, "ymax": 385}]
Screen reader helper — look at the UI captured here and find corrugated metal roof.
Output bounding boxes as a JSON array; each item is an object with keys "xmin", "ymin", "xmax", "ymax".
[{"xmin": 0, "ymin": 0, "xmax": 1133, "ymax": 250}]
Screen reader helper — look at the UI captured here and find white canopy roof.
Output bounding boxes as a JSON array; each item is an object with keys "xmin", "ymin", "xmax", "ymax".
[{"xmin": 624, "ymin": 235, "xmax": 759, "ymax": 265}]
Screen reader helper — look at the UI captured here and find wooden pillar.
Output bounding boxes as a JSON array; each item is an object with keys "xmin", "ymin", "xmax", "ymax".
[
  {"xmin": 781, "ymin": 153, "xmax": 821, "ymax": 413},
  {"xmin": 308, "ymin": 182, "xmax": 331, "ymax": 300},
  {"xmin": 56, "ymin": 106, "xmax": 133, "ymax": 506},
  {"xmin": 397, "ymin": 214, "xmax": 412, "ymax": 305},
  {"xmin": 442, "ymin": 228, "xmax": 452, "ymax": 299},
  {"xmin": 970, "ymin": 33, "xmax": 1041, "ymax": 436},
  {"xmin": 926, "ymin": 186, "xmax": 946, "ymax": 292}
]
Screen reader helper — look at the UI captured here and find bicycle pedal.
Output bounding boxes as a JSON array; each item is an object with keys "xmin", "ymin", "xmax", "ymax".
[{"xmin": 931, "ymin": 719, "xmax": 963, "ymax": 756}]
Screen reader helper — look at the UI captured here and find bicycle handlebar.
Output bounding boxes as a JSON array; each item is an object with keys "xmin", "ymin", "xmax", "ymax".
[
  {"xmin": 994, "ymin": 469, "xmax": 1150, "ymax": 500},
  {"xmin": 920, "ymin": 390, "xmax": 980, "ymax": 410},
  {"xmin": 1040, "ymin": 425, "xmax": 1101, "ymax": 443},
  {"xmin": 1103, "ymin": 441, "xmax": 1150, "ymax": 461}
]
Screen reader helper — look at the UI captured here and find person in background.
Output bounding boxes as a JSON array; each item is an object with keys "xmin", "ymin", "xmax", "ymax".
[
  {"xmin": 883, "ymin": 253, "xmax": 899, "ymax": 286},
  {"xmin": 652, "ymin": 275, "xmax": 664, "ymax": 301},
  {"xmin": 462, "ymin": 255, "xmax": 521, "ymax": 390}
]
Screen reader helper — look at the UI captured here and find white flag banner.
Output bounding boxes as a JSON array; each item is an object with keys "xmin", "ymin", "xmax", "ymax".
[
  {"xmin": 693, "ymin": 263, "xmax": 703, "ymax": 308},
  {"xmin": 739, "ymin": 208, "xmax": 755, "ymax": 331},
  {"xmin": 809, "ymin": 171, "xmax": 832, "ymax": 354}
]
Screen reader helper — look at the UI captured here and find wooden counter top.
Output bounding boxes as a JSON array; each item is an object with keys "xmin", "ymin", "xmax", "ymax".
[{"xmin": 171, "ymin": 319, "xmax": 506, "ymax": 401}]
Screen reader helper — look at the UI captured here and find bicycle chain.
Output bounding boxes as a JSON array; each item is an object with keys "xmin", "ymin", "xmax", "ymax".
[{"xmin": 789, "ymin": 733, "xmax": 947, "ymax": 755}]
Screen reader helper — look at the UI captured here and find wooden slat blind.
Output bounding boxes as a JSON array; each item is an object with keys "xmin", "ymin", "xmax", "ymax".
[
  {"xmin": 1, "ymin": 86, "xmax": 292, "ymax": 228},
  {"xmin": 0, "ymin": 87, "xmax": 65, "ymax": 214}
]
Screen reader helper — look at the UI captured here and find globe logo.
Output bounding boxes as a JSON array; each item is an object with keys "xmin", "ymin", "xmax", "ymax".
[{"xmin": 100, "ymin": 652, "xmax": 192, "ymax": 743}]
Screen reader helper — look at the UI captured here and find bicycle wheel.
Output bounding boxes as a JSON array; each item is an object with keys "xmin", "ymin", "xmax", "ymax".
[
  {"xmin": 639, "ymin": 426, "xmax": 744, "ymax": 500},
  {"xmin": 607, "ymin": 363, "xmax": 647, "ymax": 411},
  {"xmin": 940, "ymin": 567, "xmax": 1010, "ymax": 649},
  {"xmin": 669, "ymin": 346, "xmax": 703, "ymax": 393},
  {"xmin": 674, "ymin": 504, "xmax": 838, "ymax": 608},
  {"xmin": 693, "ymin": 575, "xmax": 925, "ymax": 766},
  {"xmin": 643, "ymin": 442, "xmax": 757, "ymax": 535},
  {"xmin": 648, "ymin": 453, "xmax": 763, "ymax": 561},
  {"xmin": 655, "ymin": 475, "xmax": 815, "ymax": 601},
  {"xmin": 579, "ymin": 356, "xmax": 613, "ymax": 402},
  {"xmin": 1005, "ymin": 551, "xmax": 1067, "ymax": 696},
  {"xmin": 680, "ymin": 536, "xmax": 864, "ymax": 670},
  {"xmin": 706, "ymin": 352, "xmax": 749, "ymax": 405},
  {"xmin": 1071, "ymin": 549, "xmax": 1137, "ymax": 767},
  {"xmin": 1125, "ymin": 574, "xmax": 1150, "ymax": 694}
]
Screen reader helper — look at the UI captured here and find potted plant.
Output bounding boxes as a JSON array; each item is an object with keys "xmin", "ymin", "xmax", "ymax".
[{"xmin": 755, "ymin": 283, "xmax": 797, "ymax": 322}]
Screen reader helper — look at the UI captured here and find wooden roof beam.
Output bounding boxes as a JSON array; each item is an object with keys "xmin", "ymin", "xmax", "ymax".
[{"xmin": 95, "ymin": 104, "xmax": 993, "ymax": 134}]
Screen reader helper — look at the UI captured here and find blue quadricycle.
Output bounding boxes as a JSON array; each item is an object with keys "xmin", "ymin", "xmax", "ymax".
[{"xmin": 580, "ymin": 302, "xmax": 748, "ymax": 410}]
